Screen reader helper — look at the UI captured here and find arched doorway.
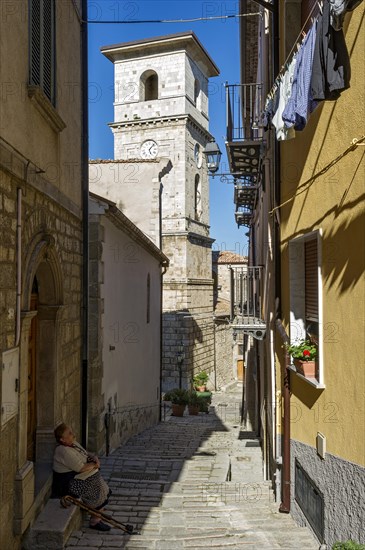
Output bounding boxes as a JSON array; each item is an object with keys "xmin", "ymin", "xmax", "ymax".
[{"xmin": 20, "ymin": 234, "xmax": 64, "ymax": 469}]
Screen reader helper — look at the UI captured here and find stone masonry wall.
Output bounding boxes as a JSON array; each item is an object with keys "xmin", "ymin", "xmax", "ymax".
[
  {"xmin": 290, "ymin": 439, "xmax": 365, "ymax": 546},
  {"xmin": 215, "ymin": 323, "xmax": 235, "ymax": 390},
  {"xmin": 162, "ymin": 311, "xmax": 215, "ymax": 392},
  {"xmin": 0, "ymin": 168, "xmax": 82, "ymax": 549}
]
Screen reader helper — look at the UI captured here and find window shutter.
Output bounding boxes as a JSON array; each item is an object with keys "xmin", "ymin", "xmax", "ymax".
[
  {"xmin": 30, "ymin": 0, "xmax": 55, "ymax": 105},
  {"xmin": 42, "ymin": 0, "xmax": 54, "ymax": 104},
  {"xmin": 305, "ymin": 238, "xmax": 318, "ymax": 321},
  {"xmin": 30, "ymin": 0, "xmax": 41, "ymax": 87}
]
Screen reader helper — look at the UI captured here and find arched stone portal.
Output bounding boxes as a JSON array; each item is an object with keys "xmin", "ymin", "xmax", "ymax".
[{"xmin": 18, "ymin": 233, "xmax": 64, "ymax": 484}]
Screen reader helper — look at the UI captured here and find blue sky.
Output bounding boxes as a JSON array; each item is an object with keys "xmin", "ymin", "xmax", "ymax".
[{"xmin": 88, "ymin": 0, "xmax": 248, "ymax": 257}]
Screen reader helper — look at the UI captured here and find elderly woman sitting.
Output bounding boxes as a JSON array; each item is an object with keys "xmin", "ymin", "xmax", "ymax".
[{"xmin": 52, "ymin": 423, "xmax": 111, "ymax": 531}]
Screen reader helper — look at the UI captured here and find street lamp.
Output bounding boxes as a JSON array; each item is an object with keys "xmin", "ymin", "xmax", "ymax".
[{"xmin": 203, "ymin": 138, "xmax": 222, "ymax": 174}]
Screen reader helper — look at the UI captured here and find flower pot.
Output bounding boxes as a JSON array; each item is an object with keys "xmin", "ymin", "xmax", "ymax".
[
  {"xmin": 171, "ymin": 404, "xmax": 186, "ymax": 417},
  {"xmin": 188, "ymin": 405, "xmax": 199, "ymax": 416},
  {"xmin": 196, "ymin": 385, "xmax": 206, "ymax": 392},
  {"xmin": 293, "ymin": 359, "xmax": 316, "ymax": 378}
]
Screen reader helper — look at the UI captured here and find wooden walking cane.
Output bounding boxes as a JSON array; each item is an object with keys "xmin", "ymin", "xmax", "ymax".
[{"xmin": 60, "ymin": 495, "xmax": 139, "ymax": 534}]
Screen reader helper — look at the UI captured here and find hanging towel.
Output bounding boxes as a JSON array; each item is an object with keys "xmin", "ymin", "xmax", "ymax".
[
  {"xmin": 272, "ymin": 54, "xmax": 297, "ymax": 141},
  {"xmin": 311, "ymin": 0, "xmax": 351, "ymax": 101}
]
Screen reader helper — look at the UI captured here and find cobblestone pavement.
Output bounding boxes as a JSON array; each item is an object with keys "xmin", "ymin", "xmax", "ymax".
[{"xmin": 66, "ymin": 384, "xmax": 319, "ymax": 549}]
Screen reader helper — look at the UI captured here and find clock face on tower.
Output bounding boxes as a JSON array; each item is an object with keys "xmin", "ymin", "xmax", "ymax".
[
  {"xmin": 140, "ymin": 140, "xmax": 158, "ymax": 159},
  {"xmin": 194, "ymin": 143, "xmax": 202, "ymax": 168}
]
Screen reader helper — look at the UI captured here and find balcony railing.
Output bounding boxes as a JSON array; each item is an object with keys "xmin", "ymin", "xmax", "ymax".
[
  {"xmin": 229, "ymin": 266, "xmax": 266, "ymax": 339},
  {"xmin": 226, "ymin": 83, "xmax": 264, "ymax": 143},
  {"xmin": 225, "ymin": 83, "xmax": 264, "ymax": 180}
]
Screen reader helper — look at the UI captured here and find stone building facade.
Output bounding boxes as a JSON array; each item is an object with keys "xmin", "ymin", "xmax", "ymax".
[
  {"xmin": 88, "ymin": 193, "xmax": 168, "ymax": 454},
  {"xmin": 0, "ymin": 2, "xmax": 84, "ymax": 547},
  {"xmin": 97, "ymin": 32, "xmax": 220, "ymax": 391}
]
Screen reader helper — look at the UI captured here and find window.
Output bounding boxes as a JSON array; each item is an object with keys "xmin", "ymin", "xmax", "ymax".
[
  {"xmin": 29, "ymin": 0, "xmax": 56, "ymax": 105},
  {"xmin": 140, "ymin": 70, "xmax": 158, "ymax": 101},
  {"xmin": 194, "ymin": 174, "xmax": 202, "ymax": 221},
  {"xmin": 289, "ymin": 231, "xmax": 324, "ymax": 387},
  {"xmin": 147, "ymin": 273, "xmax": 150, "ymax": 323}
]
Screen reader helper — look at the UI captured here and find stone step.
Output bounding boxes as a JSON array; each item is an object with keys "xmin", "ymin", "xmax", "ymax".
[{"xmin": 23, "ymin": 498, "xmax": 82, "ymax": 550}]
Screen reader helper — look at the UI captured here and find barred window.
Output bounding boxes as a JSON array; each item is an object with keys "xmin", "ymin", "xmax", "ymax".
[{"xmin": 29, "ymin": 0, "xmax": 56, "ymax": 105}]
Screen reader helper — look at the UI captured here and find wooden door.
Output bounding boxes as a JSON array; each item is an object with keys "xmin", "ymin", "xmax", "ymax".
[
  {"xmin": 237, "ymin": 359, "xmax": 244, "ymax": 382},
  {"xmin": 27, "ymin": 292, "xmax": 38, "ymax": 462}
]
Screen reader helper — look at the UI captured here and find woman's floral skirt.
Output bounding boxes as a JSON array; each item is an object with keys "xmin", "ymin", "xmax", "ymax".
[{"xmin": 69, "ymin": 471, "xmax": 111, "ymax": 509}]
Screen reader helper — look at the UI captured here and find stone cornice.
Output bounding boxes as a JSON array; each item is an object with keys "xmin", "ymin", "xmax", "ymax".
[{"xmin": 109, "ymin": 114, "xmax": 213, "ymax": 140}]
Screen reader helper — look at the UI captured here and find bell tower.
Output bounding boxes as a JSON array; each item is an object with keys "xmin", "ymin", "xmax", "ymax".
[{"xmin": 101, "ymin": 32, "xmax": 220, "ymax": 390}]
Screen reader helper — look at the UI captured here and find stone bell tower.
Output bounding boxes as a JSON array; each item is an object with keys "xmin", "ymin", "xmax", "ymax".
[{"xmin": 101, "ymin": 32, "xmax": 220, "ymax": 390}]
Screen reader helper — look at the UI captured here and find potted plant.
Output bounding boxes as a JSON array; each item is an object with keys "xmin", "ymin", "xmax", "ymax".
[
  {"xmin": 163, "ymin": 388, "xmax": 189, "ymax": 417},
  {"xmin": 187, "ymin": 390, "xmax": 200, "ymax": 415},
  {"xmin": 193, "ymin": 371, "xmax": 209, "ymax": 392},
  {"xmin": 332, "ymin": 542, "xmax": 365, "ymax": 550},
  {"xmin": 285, "ymin": 340, "xmax": 317, "ymax": 378}
]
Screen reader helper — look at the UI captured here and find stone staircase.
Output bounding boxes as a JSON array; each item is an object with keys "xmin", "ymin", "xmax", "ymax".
[{"xmin": 66, "ymin": 386, "xmax": 319, "ymax": 549}]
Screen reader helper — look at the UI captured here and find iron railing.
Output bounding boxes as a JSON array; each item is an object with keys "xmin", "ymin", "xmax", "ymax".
[
  {"xmin": 230, "ymin": 266, "xmax": 263, "ymax": 324},
  {"xmin": 226, "ymin": 83, "xmax": 264, "ymax": 143}
]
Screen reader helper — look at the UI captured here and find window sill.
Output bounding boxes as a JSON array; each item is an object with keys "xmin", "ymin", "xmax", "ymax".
[
  {"xmin": 27, "ymin": 85, "xmax": 66, "ymax": 133},
  {"xmin": 288, "ymin": 364, "xmax": 325, "ymax": 389}
]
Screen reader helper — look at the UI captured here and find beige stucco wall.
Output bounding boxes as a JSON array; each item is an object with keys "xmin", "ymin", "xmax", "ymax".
[
  {"xmin": 88, "ymin": 205, "xmax": 162, "ymax": 454},
  {"xmin": 89, "ymin": 160, "xmax": 168, "ymax": 246},
  {"xmin": 0, "ymin": 1, "xmax": 82, "ymax": 208},
  {"xmin": 278, "ymin": 9, "xmax": 365, "ymax": 466}
]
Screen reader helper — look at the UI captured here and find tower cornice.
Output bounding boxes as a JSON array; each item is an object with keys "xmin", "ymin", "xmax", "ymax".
[{"xmin": 109, "ymin": 114, "xmax": 213, "ymax": 141}]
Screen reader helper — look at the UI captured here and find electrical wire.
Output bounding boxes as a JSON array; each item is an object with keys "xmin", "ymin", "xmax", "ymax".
[
  {"xmin": 81, "ymin": 13, "xmax": 262, "ymax": 25},
  {"xmin": 269, "ymin": 135, "xmax": 365, "ymax": 215}
]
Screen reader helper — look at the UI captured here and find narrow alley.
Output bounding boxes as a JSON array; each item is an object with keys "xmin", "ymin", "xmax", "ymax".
[{"xmin": 65, "ymin": 385, "xmax": 318, "ymax": 549}]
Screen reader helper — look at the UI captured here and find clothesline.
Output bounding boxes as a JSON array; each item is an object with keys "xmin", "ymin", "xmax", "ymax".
[
  {"xmin": 269, "ymin": 135, "xmax": 365, "ymax": 215},
  {"xmin": 266, "ymin": 1, "xmax": 322, "ymax": 100}
]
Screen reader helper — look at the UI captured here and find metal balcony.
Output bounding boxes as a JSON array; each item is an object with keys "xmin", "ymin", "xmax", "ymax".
[
  {"xmin": 234, "ymin": 183, "xmax": 258, "ymax": 210},
  {"xmin": 229, "ymin": 266, "xmax": 266, "ymax": 340},
  {"xmin": 235, "ymin": 210, "xmax": 253, "ymax": 228},
  {"xmin": 225, "ymin": 83, "xmax": 264, "ymax": 178}
]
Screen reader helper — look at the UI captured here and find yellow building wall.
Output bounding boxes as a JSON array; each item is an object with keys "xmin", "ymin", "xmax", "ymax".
[{"xmin": 278, "ymin": 9, "xmax": 365, "ymax": 466}]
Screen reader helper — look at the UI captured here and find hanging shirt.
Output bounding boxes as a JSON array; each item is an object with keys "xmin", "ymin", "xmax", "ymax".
[
  {"xmin": 329, "ymin": 0, "xmax": 363, "ymax": 30},
  {"xmin": 261, "ymin": 87, "xmax": 279, "ymax": 131},
  {"xmin": 311, "ymin": 0, "xmax": 351, "ymax": 101},
  {"xmin": 272, "ymin": 54, "xmax": 297, "ymax": 141},
  {"xmin": 282, "ymin": 22, "xmax": 318, "ymax": 131}
]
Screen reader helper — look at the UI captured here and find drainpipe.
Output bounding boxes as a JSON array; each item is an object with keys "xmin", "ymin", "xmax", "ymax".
[
  {"xmin": 15, "ymin": 186, "xmax": 23, "ymax": 347},
  {"xmin": 276, "ymin": 319, "xmax": 290, "ymax": 513},
  {"xmin": 81, "ymin": 0, "xmax": 89, "ymax": 448},
  {"xmin": 159, "ymin": 262, "xmax": 168, "ymax": 421}
]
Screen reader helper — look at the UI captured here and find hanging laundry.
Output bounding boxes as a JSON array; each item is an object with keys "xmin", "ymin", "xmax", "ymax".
[
  {"xmin": 311, "ymin": 0, "xmax": 351, "ymax": 101},
  {"xmin": 260, "ymin": 87, "xmax": 279, "ymax": 131},
  {"xmin": 272, "ymin": 54, "xmax": 297, "ymax": 141},
  {"xmin": 329, "ymin": 0, "xmax": 364, "ymax": 30},
  {"xmin": 282, "ymin": 22, "xmax": 318, "ymax": 131}
]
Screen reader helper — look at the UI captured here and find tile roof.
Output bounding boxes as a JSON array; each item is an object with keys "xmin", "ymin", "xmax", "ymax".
[{"xmin": 212, "ymin": 251, "xmax": 248, "ymax": 264}]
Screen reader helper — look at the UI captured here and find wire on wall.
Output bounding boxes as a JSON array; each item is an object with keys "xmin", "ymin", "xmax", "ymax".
[{"xmin": 269, "ymin": 135, "xmax": 365, "ymax": 215}]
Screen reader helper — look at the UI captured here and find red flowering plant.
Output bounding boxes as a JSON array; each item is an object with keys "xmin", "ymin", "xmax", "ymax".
[{"xmin": 284, "ymin": 340, "xmax": 317, "ymax": 362}]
